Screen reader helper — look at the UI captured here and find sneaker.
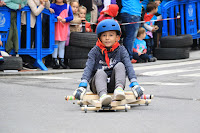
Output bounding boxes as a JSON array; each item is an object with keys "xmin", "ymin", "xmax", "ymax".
[
  {"xmin": 99, "ymin": 94, "xmax": 112, "ymax": 106},
  {"xmin": 114, "ymin": 87, "xmax": 125, "ymax": 100},
  {"xmin": 148, "ymin": 57, "xmax": 157, "ymax": 62},
  {"xmin": 131, "ymin": 59, "xmax": 137, "ymax": 63}
]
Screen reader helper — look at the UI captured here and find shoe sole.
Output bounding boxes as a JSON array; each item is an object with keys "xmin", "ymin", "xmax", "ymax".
[
  {"xmin": 114, "ymin": 94, "xmax": 126, "ymax": 101},
  {"xmin": 101, "ymin": 97, "xmax": 112, "ymax": 106}
]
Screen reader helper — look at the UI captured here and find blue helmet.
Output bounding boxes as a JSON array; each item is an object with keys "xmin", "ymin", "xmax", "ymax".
[{"xmin": 96, "ymin": 19, "xmax": 121, "ymax": 36}]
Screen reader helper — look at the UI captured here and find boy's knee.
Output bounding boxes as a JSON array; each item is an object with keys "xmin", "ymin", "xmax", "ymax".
[
  {"xmin": 95, "ymin": 69, "xmax": 107, "ymax": 77},
  {"xmin": 115, "ymin": 62, "xmax": 125, "ymax": 69}
]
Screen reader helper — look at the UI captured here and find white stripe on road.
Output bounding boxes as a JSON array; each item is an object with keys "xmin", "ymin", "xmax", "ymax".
[
  {"xmin": 140, "ymin": 82, "xmax": 193, "ymax": 86},
  {"xmin": 179, "ymin": 73, "xmax": 200, "ymax": 77},
  {"xmin": 30, "ymin": 76, "xmax": 72, "ymax": 80},
  {"xmin": 134, "ymin": 60, "xmax": 200, "ymax": 71},
  {"xmin": 139, "ymin": 68, "xmax": 200, "ymax": 76}
]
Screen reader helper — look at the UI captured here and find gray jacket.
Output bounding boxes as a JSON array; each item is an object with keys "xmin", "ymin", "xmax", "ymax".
[{"xmin": 81, "ymin": 45, "xmax": 137, "ymax": 83}]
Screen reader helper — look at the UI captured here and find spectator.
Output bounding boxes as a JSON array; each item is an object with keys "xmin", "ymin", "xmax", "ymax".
[
  {"xmin": 70, "ymin": 0, "xmax": 81, "ymax": 32},
  {"xmin": 4, "ymin": 0, "xmax": 27, "ymax": 56},
  {"xmin": 143, "ymin": 2, "xmax": 161, "ymax": 55},
  {"xmin": 97, "ymin": 4, "xmax": 119, "ymax": 23},
  {"xmin": 120, "ymin": 0, "xmax": 143, "ymax": 60},
  {"xmin": 132, "ymin": 27, "xmax": 157, "ymax": 63},
  {"xmin": 78, "ymin": 6, "xmax": 92, "ymax": 32},
  {"xmin": 50, "ymin": 0, "xmax": 73, "ymax": 69},
  {"xmin": 97, "ymin": 0, "xmax": 116, "ymax": 13},
  {"xmin": 0, "ymin": 1, "xmax": 6, "ymax": 6},
  {"xmin": 20, "ymin": 0, "xmax": 53, "ymax": 69}
]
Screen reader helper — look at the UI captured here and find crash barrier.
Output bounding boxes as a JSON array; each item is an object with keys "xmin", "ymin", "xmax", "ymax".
[
  {"xmin": 162, "ymin": 0, "xmax": 200, "ymax": 39},
  {"xmin": 0, "ymin": 6, "xmax": 57, "ymax": 71}
]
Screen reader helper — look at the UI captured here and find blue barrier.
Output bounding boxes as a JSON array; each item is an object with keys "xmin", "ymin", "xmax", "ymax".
[
  {"xmin": 162, "ymin": 0, "xmax": 200, "ymax": 39},
  {"xmin": 0, "ymin": 6, "xmax": 57, "ymax": 71}
]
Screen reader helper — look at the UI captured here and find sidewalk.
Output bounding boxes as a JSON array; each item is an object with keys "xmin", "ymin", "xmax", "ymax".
[{"xmin": 0, "ymin": 50, "xmax": 199, "ymax": 76}]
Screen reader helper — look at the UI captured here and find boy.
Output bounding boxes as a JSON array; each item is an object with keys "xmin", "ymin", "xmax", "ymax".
[
  {"xmin": 73, "ymin": 19, "xmax": 144, "ymax": 106},
  {"xmin": 143, "ymin": 2, "xmax": 160, "ymax": 56},
  {"xmin": 132, "ymin": 27, "xmax": 157, "ymax": 63}
]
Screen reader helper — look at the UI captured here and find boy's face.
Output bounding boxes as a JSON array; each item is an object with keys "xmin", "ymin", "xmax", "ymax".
[
  {"xmin": 100, "ymin": 31, "xmax": 120, "ymax": 47},
  {"xmin": 153, "ymin": 7, "xmax": 158, "ymax": 14},
  {"xmin": 79, "ymin": 9, "xmax": 86, "ymax": 19},
  {"xmin": 140, "ymin": 32, "xmax": 146, "ymax": 40},
  {"xmin": 71, "ymin": 2, "xmax": 79, "ymax": 14}
]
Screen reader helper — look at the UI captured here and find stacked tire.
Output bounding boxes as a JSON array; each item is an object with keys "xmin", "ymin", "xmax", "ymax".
[
  {"xmin": 65, "ymin": 32, "xmax": 98, "ymax": 69},
  {"xmin": 154, "ymin": 34, "xmax": 193, "ymax": 60},
  {"xmin": 0, "ymin": 56, "xmax": 23, "ymax": 71}
]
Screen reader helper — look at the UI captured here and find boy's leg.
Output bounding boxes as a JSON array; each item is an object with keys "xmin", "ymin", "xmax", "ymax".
[
  {"xmin": 90, "ymin": 69, "xmax": 108, "ymax": 97},
  {"xmin": 109, "ymin": 62, "xmax": 126, "ymax": 100},
  {"xmin": 89, "ymin": 70, "xmax": 112, "ymax": 106},
  {"xmin": 132, "ymin": 52, "xmax": 143, "ymax": 62}
]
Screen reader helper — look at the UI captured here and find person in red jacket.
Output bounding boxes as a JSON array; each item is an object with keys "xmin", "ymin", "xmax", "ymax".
[
  {"xmin": 98, "ymin": 4, "xmax": 119, "ymax": 23},
  {"xmin": 78, "ymin": 6, "xmax": 92, "ymax": 32}
]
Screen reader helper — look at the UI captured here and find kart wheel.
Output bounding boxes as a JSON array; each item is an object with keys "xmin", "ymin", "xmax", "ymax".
[
  {"xmin": 84, "ymin": 105, "xmax": 87, "ymax": 113},
  {"xmin": 145, "ymin": 100, "xmax": 149, "ymax": 106},
  {"xmin": 125, "ymin": 104, "xmax": 128, "ymax": 112}
]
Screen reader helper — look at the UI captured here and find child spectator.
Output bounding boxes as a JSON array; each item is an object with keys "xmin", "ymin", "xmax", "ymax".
[
  {"xmin": 73, "ymin": 19, "xmax": 145, "ymax": 106},
  {"xmin": 97, "ymin": 4, "xmax": 119, "ymax": 23},
  {"xmin": 4, "ymin": 0, "xmax": 27, "ymax": 56},
  {"xmin": 21, "ymin": 0, "xmax": 53, "ymax": 69},
  {"xmin": 132, "ymin": 27, "xmax": 157, "ymax": 63},
  {"xmin": 143, "ymin": 2, "xmax": 160, "ymax": 56},
  {"xmin": 70, "ymin": 0, "xmax": 81, "ymax": 32},
  {"xmin": 78, "ymin": 6, "xmax": 92, "ymax": 32},
  {"xmin": 50, "ymin": 0, "xmax": 73, "ymax": 69}
]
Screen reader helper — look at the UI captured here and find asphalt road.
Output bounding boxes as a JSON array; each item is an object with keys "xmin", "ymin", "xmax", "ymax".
[{"xmin": 0, "ymin": 60, "xmax": 200, "ymax": 133}]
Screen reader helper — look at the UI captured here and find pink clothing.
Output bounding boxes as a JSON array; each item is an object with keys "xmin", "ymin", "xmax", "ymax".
[{"xmin": 55, "ymin": 5, "xmax": 70, "ymax": 41}]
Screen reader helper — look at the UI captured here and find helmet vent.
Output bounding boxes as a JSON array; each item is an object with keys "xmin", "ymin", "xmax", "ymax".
[
  {"xmin": 102, "ymin": 25, "xmax": 106, "ymax": 28},
  {"xmin": 112, "ymin": 25, "xmax": 115, "ymax": 26}
]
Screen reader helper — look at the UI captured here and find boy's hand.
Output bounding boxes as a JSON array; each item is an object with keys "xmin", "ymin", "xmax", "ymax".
[
  {"xmin": 86, "ymin": 28, "xmax": 90, "ymax": 32},
  {"xmin": 73, "ymin": 87, "xmax": 86, "ymax": 100},
  {"xmin": 129, "ymin": 82, "xmax": 145, "ymax": 98},
  {"xmin": 154, "ymin": 25, "xmax": 159, "ymax": 30},
  {"xmin": 73, "ymin": 82, "xmax": 87, "ymax": 100},
  {"xmin": 138, "ymin": 52, "xmax": 142, "ymax": 56},
  {"xmin": 49, "ymin": 8, "xmax": 55, "ymax": 13}
]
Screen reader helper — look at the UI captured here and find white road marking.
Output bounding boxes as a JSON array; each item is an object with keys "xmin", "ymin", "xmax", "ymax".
[
  {"xmin": 134, "ymin": 60, "xmax": 200, "ymax": 71},
  {"xmin": 141, "ymin": 82, "xmax": 193, "ymax": 86},
  {"xmin": 30, "ymin": 76, "xmax": 72, "ymax": 80},
  {"xmin": 179, "ymin": 73, "xmax": 200, "ymax": 77},
  {"xmin": 139, "ymin": 68, "xmax": 200, "ymax": 76}
]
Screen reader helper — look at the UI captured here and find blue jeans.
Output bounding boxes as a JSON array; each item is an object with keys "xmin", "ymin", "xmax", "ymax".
[
  {"xmin": 144, "ymin": 38, "xmax": 154, "ymax": 55},
  {"xmin": 120, "ymin": 13, "xmax": 141, "ymax": 59}
]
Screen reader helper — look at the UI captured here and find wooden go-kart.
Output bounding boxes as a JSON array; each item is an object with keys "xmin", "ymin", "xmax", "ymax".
[{"xmin": 65, "ymin": 91, "xmax": 153, "ymax": 113}]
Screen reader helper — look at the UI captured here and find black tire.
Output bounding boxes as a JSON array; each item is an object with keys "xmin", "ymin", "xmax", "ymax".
[
  {"xmin": 154, "ymin": 48, "xmax": 189, "ymax": 60},
  {"xmin": 65, "ymin": 46, "xmax": 90, "ymax": 59},
  {"xmin": 69, "ymin": 32, "xmax": 97, "ymax": 48},
  {"xmin": 160, "ymin": 34, "xmax": 193, "ymax": 48},
  {"xmin": 0, "ymin": 56, "xmax": 23, "ymax": 70},
  {"xmin": 68, "ymin": 59, "xmax": 87, "ymax": 69}
]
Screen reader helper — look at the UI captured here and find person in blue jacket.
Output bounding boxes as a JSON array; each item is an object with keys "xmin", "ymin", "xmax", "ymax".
[{"xmin": 73, "ymin": 19, "xmax": 145, "ymax": 106}]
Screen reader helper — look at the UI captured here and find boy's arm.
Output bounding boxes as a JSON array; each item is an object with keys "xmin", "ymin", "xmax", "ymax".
[
  {"xmin": 4, "ymin": 0, "xmax": 21, "ymax": 10},
  {"xmin": 121, "ymin": 46, "xmax": 137, "ymax": 82}
]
